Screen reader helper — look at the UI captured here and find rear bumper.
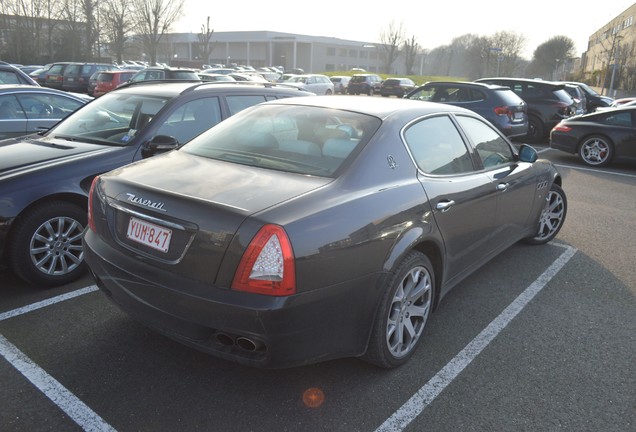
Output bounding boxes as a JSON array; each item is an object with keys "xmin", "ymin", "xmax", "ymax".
[{"xmin": 83, "ymin": 230, "xmax": 381, "ymax": 368}]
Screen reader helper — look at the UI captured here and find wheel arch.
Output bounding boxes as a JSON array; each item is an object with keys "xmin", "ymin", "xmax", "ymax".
[
  {"xmin": 5, "ymin": 192, "xmax": 88, "ymax": 249},
  {"xmin": 381, "ymin": 229, "xmax": 445, "ymax": 311}
]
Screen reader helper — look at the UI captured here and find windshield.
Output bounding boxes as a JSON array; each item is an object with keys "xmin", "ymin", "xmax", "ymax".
[
  {"xmin": 49, "ymin": 92, "xmax": 171, "ymax": 146},
  {"xmin": 181, "ymin": 104, "xmax": 381, "ymax": 177}
]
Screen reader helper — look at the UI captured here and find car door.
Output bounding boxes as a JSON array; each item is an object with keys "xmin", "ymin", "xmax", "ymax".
[
  {"xmin": 404, "ymin": 114, "xmax": 499, "ymax": 284},
  {"xmin": 455, "ymin": 114, "xmax": 537, "ymax": 242}
]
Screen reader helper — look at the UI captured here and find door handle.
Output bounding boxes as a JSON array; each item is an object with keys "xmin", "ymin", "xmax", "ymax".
[
  {"xmin": 436, "ymin": 200, "xmax": 455, "ymax": 212},
  {"xmin": 497, "ymin": 183, "xmax": 509, "ymax": 192}
]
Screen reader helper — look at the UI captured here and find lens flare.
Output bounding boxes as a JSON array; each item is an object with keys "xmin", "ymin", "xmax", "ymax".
[{"xmin": 302, "ymin": 387, "xmax": 325, "ymax": 408}]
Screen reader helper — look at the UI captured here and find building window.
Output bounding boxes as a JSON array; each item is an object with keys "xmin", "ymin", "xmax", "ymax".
[
  {"xmin": 325, "ymin": 64, "xmax": 335, "ymax": 71},
  {"xmin": 349, "ymin": 49, "xmax": 358, "ymax": 58},
  {"xmin": 327, "ymin": 47, "xmax": 336, "ymax": 56},
  {"xmin": 338, "ymin": 48, "xmax": 347, "ymax": 57}
]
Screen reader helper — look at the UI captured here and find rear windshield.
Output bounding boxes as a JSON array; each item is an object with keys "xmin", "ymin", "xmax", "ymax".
[
  {"xmin": 182, "ymin": 104, "xmax": 381, "ymax": 177},
  {"xmin": 493, "ymin": 88, "xmax": 525, "ymax": 106}
]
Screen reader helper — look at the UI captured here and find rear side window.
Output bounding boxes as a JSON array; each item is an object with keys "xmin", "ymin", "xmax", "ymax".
[
  {"xmin": 226, "ymin": 95, "xmax": 268, "ymax": 115},
  {"xmin": 64, "ymin": 64, "xmax": 81, "ymax": 75}
]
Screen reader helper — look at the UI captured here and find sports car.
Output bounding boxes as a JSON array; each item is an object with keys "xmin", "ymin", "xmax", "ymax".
[
  {"xmin": 83, "ymin": 96, "xmax": 567, "ymax": 368},
  {"xmin": 550, "ymin": 106, "xmax": 636, "ymax": 166}
]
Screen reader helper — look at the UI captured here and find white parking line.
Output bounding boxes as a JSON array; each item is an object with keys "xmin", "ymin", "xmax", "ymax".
[
  {"xmin": 375, "ymin": 244, "xmax": 577, "ymax": 432},
  {"xmin": 0, "ymin": 284, "xmax": 114, "ymax": 431},
  {"xmin": 0, "ymin": 285, "xmax": 98, "ymax": 322},
  {"xmin": 1, "ymin": 245, "xmax": 577, "ymax": 432},
  {"xmin": 0, "ymin": 334, "xmax": 116, "ymax": 432}
]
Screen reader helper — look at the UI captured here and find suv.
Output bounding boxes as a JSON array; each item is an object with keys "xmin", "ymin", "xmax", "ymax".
[
  {"xmin": 93, "ymin": 70, "xmax": 136, "ymax": 96},
  {"xmin": 0, "ymin": 62, "xmax": 39, "ymax": 86},
  {"xmin": 62, "ymin": 62, "xmax": 115, "ymax": 93},
  {"xmin": 475, "ymin": 77, "xmax": 576, "ymax": 142},
  {"xmin": 347, "ymin": 73, "xmax": 383, "ymax": 95},
  {"xmin": 406, "ymin": 81, "xmax": 528, "ymax": 138},
  {"xmin": 43, "ymin": 62, "xmax": 74, "ymax": 89},
  {"xmin": 129, "ymin": 67, "xmax": 200, "ymax": 83},
  {"xmin": 0, "ymin": 81, "xmax": 314, "ymax": 287},
  {"xmin": 380, "ymin": 77, "xmax": 416, "ymax": 97}
]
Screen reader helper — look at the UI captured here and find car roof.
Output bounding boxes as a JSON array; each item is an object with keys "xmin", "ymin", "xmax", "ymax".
[
  {"xmin": 111, "ymin": 81, "xmax": 316, "ymax": 97},
  {"xmin": 0, "ymin": 84, "xmax": 91, "ymax": 99},
  {"xmin": 269, "ymin": 94, "xmax": 474, "ymax": 118},
  {"xmin": 477, "ymin": 77, "xmax": 565, "ymax": 89},
  {"xmin": 422, "ymin": 81, "xmax": 511, "ymax": 90}
]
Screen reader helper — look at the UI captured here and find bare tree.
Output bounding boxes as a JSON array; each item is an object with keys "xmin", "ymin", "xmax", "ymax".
[
  {"xmin": 131, "ymin": 0, "xmax": 185, "ymax": 65},
  {"xmin": 379, "ymin": 21, "xmax": 404, "ymax": 74},
  {"xmin": 489, "ymin": 31, "xmax": 526, "ymax": 77},
  {"xmin": 402, "ymin": 35, "xmax": 419, "ymax": 75},
  {"xmin": 101, "ymin": 0, "xmax": 133, "ymax": 63},
  {"xmin": 197, "ymin": 16, "xmax": 216, "ymax": 65}
]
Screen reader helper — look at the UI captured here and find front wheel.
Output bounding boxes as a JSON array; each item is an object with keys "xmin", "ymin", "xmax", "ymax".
[
  {"xmin": 362, "ymin": 251, "xmax": 434, "ymax": 368},
  {"xmin": 579, "ymin": 135, "xmax": 613, "ymax": 166},
  {"xmin": 8, "ymin": 201, "xmax": 87, "ymax": 287},
  {"xmin": 524, "ymin": 184, "xmax": 567, "ymax": 245}
]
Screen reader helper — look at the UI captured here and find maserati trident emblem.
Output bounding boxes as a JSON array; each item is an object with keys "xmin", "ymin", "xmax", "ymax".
[
  {"xmin": 126, "ymin": 193, "xmax": 166, "ymax": 211},
  {"xmin": 387, "ymin": 155, "xmax": 398, "ymax": 169}
]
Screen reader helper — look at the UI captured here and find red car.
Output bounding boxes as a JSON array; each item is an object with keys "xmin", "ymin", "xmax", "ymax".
[{"xmin": 93, "ymin": 70, "xmax": 135, "ymax": 96}]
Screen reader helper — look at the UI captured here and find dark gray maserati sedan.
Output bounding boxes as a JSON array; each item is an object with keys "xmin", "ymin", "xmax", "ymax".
[{"xmin": 83, "ymin": 96, "xmax": 567, "ymax": 369}]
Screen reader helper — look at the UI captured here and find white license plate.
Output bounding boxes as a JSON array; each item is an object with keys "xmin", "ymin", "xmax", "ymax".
[
  {"xmin": 514, "ymin": 112, "xmax": 524, "ymax": 120},
  {"xmin": 126, "ymin": 217, "xmax": 172, "ymax": 253}
]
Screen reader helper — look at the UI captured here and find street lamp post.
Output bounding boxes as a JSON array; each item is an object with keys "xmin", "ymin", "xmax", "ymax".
[{"xmin": 608, "ymin": 36, "xmax": 623, "ymax": 97}]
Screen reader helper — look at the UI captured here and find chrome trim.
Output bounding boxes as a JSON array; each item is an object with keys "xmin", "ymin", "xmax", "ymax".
[{"xmin": 109, "ymin": 200, "xmax": 186, "ymax": 231}]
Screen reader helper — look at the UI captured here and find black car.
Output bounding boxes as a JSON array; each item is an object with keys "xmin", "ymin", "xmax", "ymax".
[
  {"xmin": 475, "ymin": 77, "xmax": 576, "ymax": 142},
  {"xmin": 550, "ymin": 106, "xmax": 636, "ymax": 166},
  {"xmin": 347, "ymin": 73, "xmax": 383, "ymax": 95},
  {"xmin": 129, "ymin": 67, "xmax": 200, "ymax": 83},
  {"xmin": 0, "ymin": 82, "xmax": 314, "ymax": 287},
  {"xmin": 0, "ymin": 84, "xmax": 91, "ymax": 139},
  {"xmin": 562, "ymin": 81, "xmax": 613, "ymax": 112},
  {"xmin": 406, "ymin": 81, "xmax": 528, "ymax": 138},
  {"xmin": 0, "ymin": 63, "xmax": 39, "ymax": 86},
  {"xmin": 83, "ymin": 96, "xmax": 566, "ymax": 369},
  {"xmin": 379, "ymin": 77, "xmax": 416, "ymax": 97},
  {"xmin": 62, "ymin": 62, "xmax": 115, "ymax": 93}
]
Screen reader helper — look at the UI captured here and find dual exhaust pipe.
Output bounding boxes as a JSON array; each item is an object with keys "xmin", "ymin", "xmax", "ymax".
[{"xmin": 215, "ymin": 332, "xmax": 265, "ymax": 352}]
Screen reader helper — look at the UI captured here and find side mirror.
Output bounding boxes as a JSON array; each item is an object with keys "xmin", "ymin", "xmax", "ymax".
[
  {"xmin": 141, "ymin": 135, "xmax": 179, "ymax": 158},
  {"xmin": 518, "ymin": 144, "xmax": 538, "ymax": 163}
]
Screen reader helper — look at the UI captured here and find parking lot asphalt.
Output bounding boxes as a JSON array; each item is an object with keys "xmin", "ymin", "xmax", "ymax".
[{"xmin": 1, "ymin": 145, "xmax": 635, "ymax": 432}]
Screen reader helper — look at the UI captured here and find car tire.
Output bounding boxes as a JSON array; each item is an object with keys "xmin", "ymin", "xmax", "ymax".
[
  {"xmin": 523, "ymin": 183, "xmax": 567, "ymax": 245},
  {"xmin": 362, "ymin": 251, "xmax": 434, "ymax": 368},
  {"xmin": 526, "ymin": 114, "xmax": 544, "ymax": 143},
  {"xmin": 8, "ymin": 201, "xmax": 87, "ymax": 287},
  {"xmin": 578, "ymin": 135, "xmax": 614, "ymax": 167},
  {"xmin": 368, "ymin": 87, "xmax": 375, "ymax": 96}
]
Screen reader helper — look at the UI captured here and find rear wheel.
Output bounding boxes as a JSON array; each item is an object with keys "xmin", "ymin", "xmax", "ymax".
[
  {"xmin": 526, "ymin": 114, "xmax": 544, "ymax": 143},
  {"xmin": 578, "ymin": 135, "xmax": 613, "ymax": 166},
  {"xmin": 363, "ymin": 251, "xmax": 434, "ymax": 368},
  {"xmin": 524, "ymin": 184, "xmax": 567, "ymax": 245},
  {"xmin": 9, "ymin": 201, "xmax": 87, "ymax": 287}
]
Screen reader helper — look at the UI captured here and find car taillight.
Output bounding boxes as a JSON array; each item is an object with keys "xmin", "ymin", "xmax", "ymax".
[
  {"xmin": 493, "ymin": 106, "xmax": 511, "ymax": 116},
  {"xmin": 232, "ymin": 224, "xmax": 296, "ymax": 296},
  {"xmin": 552, "ymin": 124, "xmax": 572, "ymax": 133},
  {"xmin": 88, "ymin": 176, "xmax": 99, "ymax": 232}
]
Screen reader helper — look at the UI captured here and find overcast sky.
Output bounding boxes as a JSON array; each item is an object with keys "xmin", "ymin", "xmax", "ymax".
[{"xmin": 174, "ymin": 1, "xmax": 635, "ymax": 59}]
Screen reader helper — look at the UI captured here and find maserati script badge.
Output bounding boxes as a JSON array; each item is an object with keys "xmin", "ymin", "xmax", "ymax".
[{"xmin": 126, "ymin": 193, "xmax": 166, "ymax": 211}]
